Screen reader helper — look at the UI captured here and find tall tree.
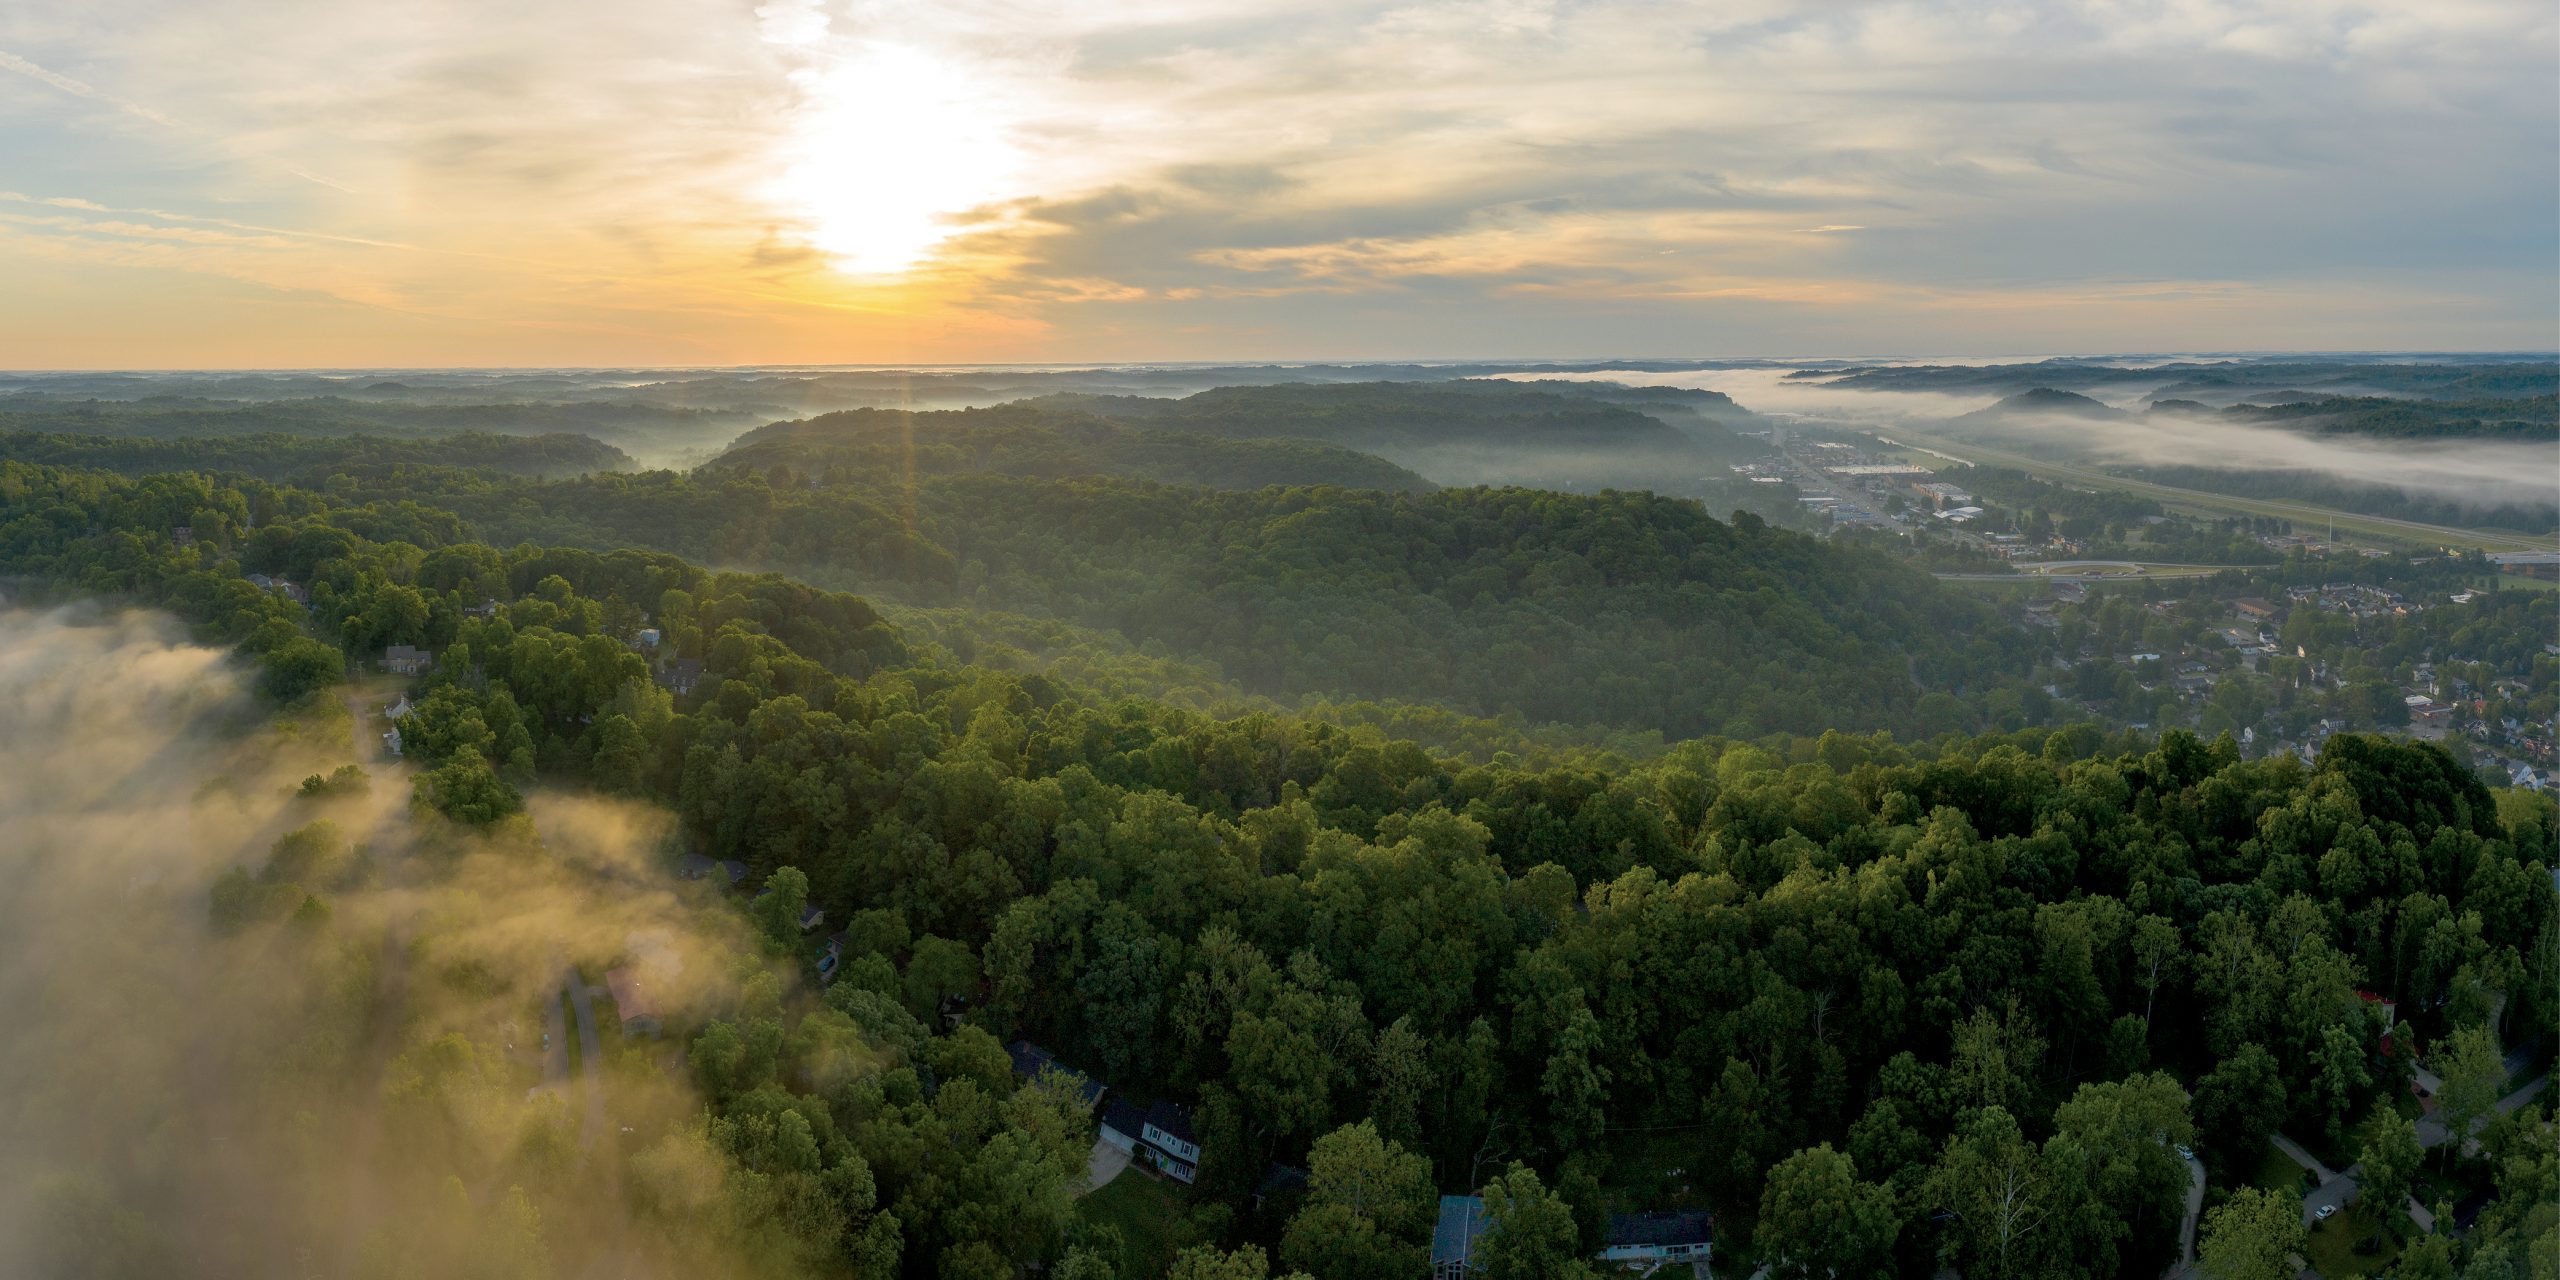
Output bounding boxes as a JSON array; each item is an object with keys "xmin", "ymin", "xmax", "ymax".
[
  {"xmin": 1474, "ymin": 1164, "xmax": 1596, "ymax": 1280},
  {"xmin": 1757, "ymin": 1144, "xmax": 1900, "ymax": 1280},
  {"xmin": 1279, "ymin": 1121, "xmax": 1435, "ymax": 1280},
  {"xmin": 2432, "ymin": 1025, "xmax": 2506, "ymax": 1168},
  {"xmin": 2353, "ymin": 1109, "xmax": 2420, "ymax": 1239},
  {"xmin": 2197, "ymin": 1187, "xmax": 2304, "ymax": 1280}
]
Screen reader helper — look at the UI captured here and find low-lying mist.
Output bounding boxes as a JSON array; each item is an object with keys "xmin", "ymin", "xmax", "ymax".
[
  {"xmin": 1516, "ymin": 368, "xmax": 2560, "ymax": 518},
  {"xmin": 0, "ymin": 601, "xmax": 766, "ymax": 1280}
]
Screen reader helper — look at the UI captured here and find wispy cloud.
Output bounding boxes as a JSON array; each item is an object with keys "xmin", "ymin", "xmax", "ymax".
[{"xmin": 0, "ymin": 0, "xmax": 2550, "ymax": 364}]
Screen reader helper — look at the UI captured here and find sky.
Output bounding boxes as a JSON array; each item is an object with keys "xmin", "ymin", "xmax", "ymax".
[{"xmin": 1, "ymin": 0, "xmax": 2554, "ymax": 368}]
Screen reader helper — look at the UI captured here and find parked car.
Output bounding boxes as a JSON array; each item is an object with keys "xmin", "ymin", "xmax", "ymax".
[{"xmin": 2315, "ymin": 1204, "xmax": 2338, "ymax": 1221}]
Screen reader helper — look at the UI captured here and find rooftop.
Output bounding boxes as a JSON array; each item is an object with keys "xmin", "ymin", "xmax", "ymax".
[{"xmin": 1432, "ymin": 1196, "xmax": 1489, "ymax": 1270}]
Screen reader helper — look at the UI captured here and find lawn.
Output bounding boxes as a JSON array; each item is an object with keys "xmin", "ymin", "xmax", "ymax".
[
  {"xmin": 1078, "ymin": 1169, "xmax": 1188, "ymax": 1277},
  {"xmin": 2250, "ymin": 1144, "xmax": 2315, "ymax": 1196},
  {"xmin": 2304, "ymin": 1213, "xmax": 2402, "ymax": 1278}
]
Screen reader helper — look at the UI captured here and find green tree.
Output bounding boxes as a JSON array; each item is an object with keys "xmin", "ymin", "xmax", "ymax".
[
  {"xmin": 1757, "ymin": 1144, "xmax": 1899, "ymax": 1280},
  {"xmin": 2353, "ymin": 1109, "xmax": 2420, "ymax": 1238},
  {"xmin": 1473, "ymin": 1164, "xmax": 1596, "ymax": 1280},
  {"xmin": 2196, "ymin": 1186, "xmax": 2303, "ymax": 1280},
  {"xmin": 2192, "ymin": 1045, "xmax": 2286, "ymax": 1177},
  {"xmin": 1279, "ymin": 1121, "xmax": 1435, "ymax": 1280},
  {"xmin": 2431, "ymin": 1024, "xmax": 2505, "ymax": 1168},
  {"xmin": 753, "ymin": 867, "xmax": 811, "ymax": 944}
]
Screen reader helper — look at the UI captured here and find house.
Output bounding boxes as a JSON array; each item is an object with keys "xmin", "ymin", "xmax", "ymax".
[
  {"xmin": 465, "ymin": 598, "xmax": 502, "ymax": 619},
  {"xmin": 606, "ymin": 966, "xmax": 662, "ymax": 1036},
  {"xmin": 1140, "ymin": 1100, "xmax": 1201, "ymax": 1183},
  {"xmin": 1598, "ymin": 1211, "xmax": 1713, "ymax": 1266},
  {"xmin": 718, "ymin": 859, "xmax": 748, "ymax": 889},
  {"xmin": 660, "ymin": 659, "xmax": 706, "ymax": 696},
  {"xmin": 2233, "ymin": 597, "xmax": 2278, "ymax": 620},
  {"xmin": 797, "ymin": 903, "xmax": 825, "ymax": 933},
  {"xmin": 1433, "ymin": 1196, "xmax": 1492, "ymax": 1279},
  {"xmin": 383, "ymin": 644, "xmax": 431, "ymax": 675},
  {"xmin": 636, "ymin": 627, "xmax": 662, "ymax": 648},
  {"xmin": 248, "ymin": 574, "xmax": 310, "ymax": 605},
  {"xmin": 1098, "ymin": 1098, "xmax": 1147, "ymax": 1153},
  {"xmin": 677, "ymin": 853, "xmax": 718, "ymax": 880},
  {"xmin": 170, "ymin": 525, "xmax": 195, "ymax": 548},
  {"xmin": 382, "ymin": 727, "xmax": 403, "ymax": 757},
  {"xmin": 385, "ymin": 694, "xmax": 414, "ymax": 722},
  {"xmin": 1006, "ymin": 1040, "xmax": 1106, "ymax": 1112}
]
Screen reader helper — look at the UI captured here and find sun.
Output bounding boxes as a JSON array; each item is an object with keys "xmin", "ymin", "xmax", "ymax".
[{"xmin": 772, "ymin": 44, "xmax": 1021, "ymax": 276}]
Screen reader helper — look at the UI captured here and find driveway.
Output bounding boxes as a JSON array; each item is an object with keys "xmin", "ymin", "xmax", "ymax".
[
  {"xmin": 1081, "ymin": 1138, "xmax": 1131, "ymax": 1195},
  {"xmin": 2164, "ymin": 1153, "xmax": 2205, "ymax": 1279}
]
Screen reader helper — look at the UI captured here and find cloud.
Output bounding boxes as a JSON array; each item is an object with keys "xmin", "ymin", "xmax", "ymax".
[{"xmin": 0, "ymin": 0, "xmax": 2550, "ymax": 362}]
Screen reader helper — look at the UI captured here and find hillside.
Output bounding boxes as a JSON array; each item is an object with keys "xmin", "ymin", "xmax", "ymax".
[
  {"xmin": 710, "ymin": 403, "xmax": 1432, "ymax": 492},
  {"xmin": 1026, "ymin": 380, "xmax": 1739, "ymax": 491},
  {"xmin": 2205, "ymin": 393, "xmax": 2559, "ymax": 442},
  {"xmin": 0, "ymin": 429, "xmax": 630, "ymax": 480},
  {"xmin": 1951, "ymin": 387, "xmax": 2128, "ymax": 424},
  {"xmin": 341, "ymin": 460, "xmax": 2053, "ymax": 740}
]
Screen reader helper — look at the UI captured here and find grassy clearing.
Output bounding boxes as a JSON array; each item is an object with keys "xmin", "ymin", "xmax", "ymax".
[
  {"xmin": 2251, "ymin": 1144, "xmax": 2314, "ymax": 1195},
  {"xmin": 2304, "ymin": 1212, "xmax": 2401, "ymax": 1278},
  {"xmin": 1077, "ymin": 1169, "xmax": 1188, "ymax": 1277}
]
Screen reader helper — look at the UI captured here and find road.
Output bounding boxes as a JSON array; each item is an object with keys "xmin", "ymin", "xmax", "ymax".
[
  {"xmin": 2272, "ymin": 1073, "xmax": 2548, "ymax": 1231},
  {"xmin": 1934, "ymin": 561, "xmax": 2249, "ymax": 584},
  {"xmin": 2162, "ymin": 1152, "xmax": 2205, "ymax": 1280},
  {"xmin": 1883, "ymin": 425, "xmax": 2559, "ymax": 555},
  {"xmin": 566, "ymin": 974, "xmax": 608, "ymax": 1148}
]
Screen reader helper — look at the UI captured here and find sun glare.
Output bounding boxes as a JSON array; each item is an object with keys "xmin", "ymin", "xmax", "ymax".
[{"xmin": 775, "ymin": 44, "xmax": 1021, "ymax": 276}]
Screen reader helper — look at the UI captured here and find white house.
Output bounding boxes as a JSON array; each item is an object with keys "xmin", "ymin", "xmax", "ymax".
[{"xmin": 1140, "ymin": 1100, "xmax": 1199, "ymax": 1183}]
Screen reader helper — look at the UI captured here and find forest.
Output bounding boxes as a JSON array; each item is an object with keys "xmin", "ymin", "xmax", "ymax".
[
  {"xmin": 0, "ymin": 434, "xmax": 2551, "ymax": 1280},
  {"xmin": 711, "ymin": 405, "xmax": 1433, "ymax": 493}
]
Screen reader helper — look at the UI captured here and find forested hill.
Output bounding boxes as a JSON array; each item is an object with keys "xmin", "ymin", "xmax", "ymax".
[
  {"xmin": 2204, "ymin": 394, "xmax": 2560, "ymax": 442},
  {"xmin": 0, "ymin": 395, "xmax": 760, "ymax": 464},
  {"xmin": 0, "ymin": 453, "xmax": 2550, "ymax": 1280},
  {"xmin": 1023, "ymin": 380, "xmax": 1743, "ymax": 489},
  {"xmin": 711, "ymin": 404, "xmax": 1433, "ymax": 493},
  {"xmin": 0, "ymin": 429, "xmax": 630, "ymax": 481},
  {"xmin": 377, "ymin": 464, "xmax": 2053, "ymax": 740}
]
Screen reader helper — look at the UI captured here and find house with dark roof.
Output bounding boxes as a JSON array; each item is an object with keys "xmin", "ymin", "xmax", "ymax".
[
  {"xmin": 676, "ymin": 853, "xmax": 718, "ymax": 880},
  {"xmin": 1140, "ymin": 1100, "xmax": 1200, "ymax": 1183},
  {"xmin": 383, "ymin": 644, "xmax": 431, "ymax": 675},
  {"xmin": 605, "ymin": 967, "xmax": 662, "ymax": 1036},
  {"xmin": 1432, "ymin": 1197, "xmax": 1710, "ymax": 1274},
  {"xmin": 659, "ymin": 659, "xmax": 706, "ymax": 696},
  {"xmin": 1005, "ymin": 1040, "xmax": 1106, "ymax": 1112},
  {"xmin": 1597, "ymin": 1211, "xmax": 1712, "ymax": 1266},
  {"xmin": 1098, "ymin": 1097, "xmax": 1147, "ymax": 1153},
  {"xmin": 717, "ymin": 859, "xmax": 748, "ymax": 890}
]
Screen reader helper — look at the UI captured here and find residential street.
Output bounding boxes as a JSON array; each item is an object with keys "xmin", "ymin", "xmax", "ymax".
[
  {"xmin": 566, "ymin": 976, "xmax": 609, "ymax": 1148},
  {"xmin": 2160, "ymin": 1152, "xmax": 2206, "ymax": 1280},
  {"xmin": 2275, "ymin": 1072, "xmax": 2550, "ymax": 1230}
]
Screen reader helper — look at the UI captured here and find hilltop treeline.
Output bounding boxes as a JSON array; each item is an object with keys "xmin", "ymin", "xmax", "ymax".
[
  {"xmin": 715, "ymin": 404, "xmax": 1432, "ymax": 493},
  {"xmin": 0, "ymin": 428, "xmax": 629, "ymax": 481},
  {"xmin": 0, "ymin": 455, "xmax": 2552, "ymax": 1280},
  {"xmin": 198, "ymin": 458, "xmax": 2059, "ymax": 741}
]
